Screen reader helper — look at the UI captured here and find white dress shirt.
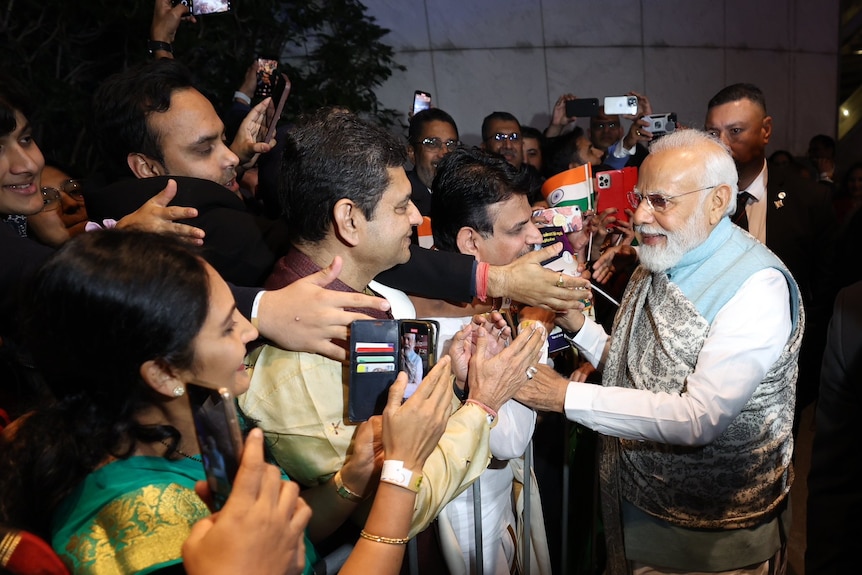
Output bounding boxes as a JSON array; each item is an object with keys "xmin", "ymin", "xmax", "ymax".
[{"xmin": 564, "ymin": 267, "xmax": 791, "ymax": 445}]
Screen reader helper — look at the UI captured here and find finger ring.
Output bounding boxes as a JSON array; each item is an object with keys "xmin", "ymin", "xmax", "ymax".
[
  {"xmin": 525, "ymin": 366, "xmax": 538, "ymax": 379},
  {"xmin": 636, "ymin": 130, "xmax": 642, "ymax": 136},
  {"xmin": 556, "ymin": 272, "xmax": 565, "ymax": 288}
]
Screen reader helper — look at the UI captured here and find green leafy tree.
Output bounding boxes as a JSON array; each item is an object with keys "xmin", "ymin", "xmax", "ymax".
[{"xmin": 1, "ymin": 0, "xmax": 402, "ymax": 173}]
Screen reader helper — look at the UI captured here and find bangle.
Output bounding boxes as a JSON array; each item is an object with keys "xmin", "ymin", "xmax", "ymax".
[
  {"xmin": 380, "ymin": 460, "xmax": 423, "ymax": 493},
  {"xmin": 233, "ymin": 91, "xmax": 252, "ymax": 106},
  {"xmin": 333, "ymin": 469, "xmax": 364, "ymax": 502},
  {"xmin": 359, "ymin": 530, "xmax": 409, "ymax": 545},
  {"xmin": 147, "ymin": 40, "xmax": 173, "ymax": 56},
  {"xmin": 465, "ymin": 399, "xmax": 497, "ymax": 424},
  {"xmin": 476, "ymin": 262, "xmax": 490, "ymax": 302}
]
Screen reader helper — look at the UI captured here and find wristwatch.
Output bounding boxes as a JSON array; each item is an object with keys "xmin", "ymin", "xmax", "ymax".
[
  {"xmin": 333, "ymin": 470, "xmax": 364, "ymax": 502},
  {"xmin": 147, "ymin": 40, "xmax": 173, "ymax": 56}
]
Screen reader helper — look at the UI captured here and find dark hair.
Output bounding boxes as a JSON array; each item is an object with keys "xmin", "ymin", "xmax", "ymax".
[
  {"xmin": 430, "ymin": 147, "xmax": 530, "ymax": 252},
  {"xmin": 808, "ymin": 134, "xmax": 835, "ymax": 154},
  {"xmin": 408, "ymin": 108, "xmax": 459, "ymax": 145},
  {"xmin": 481, "ymin": 111, "xmax": 521, "ymax": 141},
  {"xmin": 544, "ymin": 127, "xmax": 586, "ymax": 177},
  {"xmin": 91, "ymin": 59, "xmax": 196, "ymax": 176},
  {"xmin": 279, "ymin": 108, "xmax": 408, "ymax": 244},
  {"xmin": 707, "ymin": 83, "xmax": 767, "ymax": 113},
  {"xmin": 521, "ymin": 126, "xmax": 543, "ymax": 142},
  {"xmin": 0, "ymin": 75, "xmax": 32, "ymax": 137},
  {"xmin": 0, "ymin": 230, "xmax": 210, "ymax": 536}
]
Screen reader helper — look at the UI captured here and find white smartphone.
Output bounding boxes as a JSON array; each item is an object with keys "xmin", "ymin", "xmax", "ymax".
[{"xmin": 604, "ymin": 95, "xmax": 639, "ymax": 116}]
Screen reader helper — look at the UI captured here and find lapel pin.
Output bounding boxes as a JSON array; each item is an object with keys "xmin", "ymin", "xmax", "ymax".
[{"xmin": 774, "ymin": 190, "xmax": 785, "ymax": 209}]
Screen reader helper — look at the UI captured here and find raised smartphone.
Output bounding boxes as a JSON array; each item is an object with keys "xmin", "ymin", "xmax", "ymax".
[
  {"xmin": 188, "ymin": 384, "xmax": 244, "ymax": 510},
  {"xmin": 595, "ymin": 167, "xmax": 638, "ymax": 223},
  {"xmin": 412, "ymin": 90, "xmax": 432, "ymax": 115},
  {"xmin": 349, "ymin": 319, "xmax": 400, "ymax": 422},
  {"xmin": 565, "ymin": 98, "xmax": 600, "ymax": 118},
  {"xmin": 604, "ymin": 95, "xmax": 639, "ymax": 116}
]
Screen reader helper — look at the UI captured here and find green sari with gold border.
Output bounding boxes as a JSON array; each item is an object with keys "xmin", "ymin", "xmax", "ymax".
[{"xmin": 51, "ymin": 456, "xmax": 318, "ymax": 574}]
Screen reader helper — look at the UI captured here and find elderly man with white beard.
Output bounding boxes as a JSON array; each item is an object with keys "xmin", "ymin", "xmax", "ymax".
[{"xmin": 513, "ymin": 129, "xmax": 804, "ymax": 575}]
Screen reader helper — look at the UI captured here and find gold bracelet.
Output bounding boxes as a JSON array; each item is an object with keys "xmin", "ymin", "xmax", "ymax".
[{"xmin": 359, "ymin": 530, "xmax": 409, "ymax": 545}]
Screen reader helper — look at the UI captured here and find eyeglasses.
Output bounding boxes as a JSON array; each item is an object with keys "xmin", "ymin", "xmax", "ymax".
[
  {"xmin": 418, "ymin": 137, "xmax": 460, "ymax": 151},
  {"xmin": 40, "ymin": 187, "xmax": 61, "ymax": 212},
  {"xmin": 57, "ymin": 179, "xmax": 85, "ymax": 201},
  {"xmin": 592, "ymin": 122, "xmax": 618, "ymax": 130},
  {"xmin": 627, "ymin": 185, "xmax": 717, "ymax": 213},
  {"xmin": 487, "ymin": 132, "xmax": 520, "ymax": 142}
]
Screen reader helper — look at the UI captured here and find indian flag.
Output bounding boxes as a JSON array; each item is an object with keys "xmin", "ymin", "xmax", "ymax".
[{"xmin": 541, "ymin": 163, "xmax": 594, "ymax": 212}]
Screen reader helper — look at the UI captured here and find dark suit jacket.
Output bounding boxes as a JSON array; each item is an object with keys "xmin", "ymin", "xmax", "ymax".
[
  {"xmin": 764, "ymin": 165, "xmax": 837, "ymax": 308},
  {"xmin": 762, "ymin": 165, "xmax": 838, "ymax": 405},
  {"xmin": 85, "ymin": 176, "xmax": 284, "ymax": 287},
  {"xmin": 0, "ymin": 223, "xmax": 53, "ymax": 339},
  {"xmin": 805, "ymin": 282, "xmax": 862, "ymax": 575}
]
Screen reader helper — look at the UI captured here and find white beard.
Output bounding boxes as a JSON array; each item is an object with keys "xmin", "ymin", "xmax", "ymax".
[{"xmin": 636, "ymin": 208, "xmax": 709, "ymax": 272}]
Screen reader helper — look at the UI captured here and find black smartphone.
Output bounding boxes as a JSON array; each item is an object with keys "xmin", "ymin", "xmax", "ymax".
[
  {"xmin": 263, "ymin": 73, "xmax": 291, "ymax": 145},
  {"xmin": 254, "ymin": 58, "xmax": 279, "ymax": 100},
  {"xmin": 349, "ymin": 319, "xmax": 400, "ymax": 422},
  {"xmin": 412, "ymin": 90, "xmax": 432, "ymax": 116},
  {"xmin": 188, "ymin": 384, "xmax": 244, "ymax": 510},
  {"xmin": 565, "ymin": 98, "xmax": 600, "ymax": 118},
  {"xmin": 399, "ymin": 320, "xmax": 438, "ymax": 399}
]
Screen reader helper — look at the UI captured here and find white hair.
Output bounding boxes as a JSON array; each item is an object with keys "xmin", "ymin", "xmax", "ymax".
[{"xmin": 649, "ymin": 130, "xmax": 739, "ymax": 216}]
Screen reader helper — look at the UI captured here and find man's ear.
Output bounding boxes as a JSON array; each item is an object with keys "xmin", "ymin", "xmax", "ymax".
[
  {"xmin": 140, "ymin": 359, "xmax": 183, "ymax": 399},
  {"xmin": 456, "ymin": 227, "xmax": 482, "ymax": 258},
  {"xmin": 407, "ymin": 144, "xmax": 416, "ymax": 165},
  {"xmin": 710, "ymin": 184, "xmax": 732, "ymax": 225},
  {"xmin": 761, "ymin": 115, "xmax": 773, "ymax": 145},
  {"xmin": 127, "ymin": 153, "xmax": 166, "ymax": 179},
  {"xmin": 332, "ymin": 198, "xmax": 362, "ymax": 247}
]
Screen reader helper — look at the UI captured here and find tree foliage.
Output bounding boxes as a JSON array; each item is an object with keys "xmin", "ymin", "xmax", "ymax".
[{"xmin": 1, "ymin": 0, "xmax": 402, "ymax": 172}]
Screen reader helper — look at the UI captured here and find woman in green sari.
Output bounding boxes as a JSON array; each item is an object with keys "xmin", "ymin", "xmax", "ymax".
[{"xmin": 0, "ymin": 229, "xmax": 456, "ymax": 575}]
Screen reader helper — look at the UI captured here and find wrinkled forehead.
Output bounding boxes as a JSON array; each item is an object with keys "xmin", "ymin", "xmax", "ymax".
[{"xmin": 591, "ymin": 111, "xmax": 621, "ymax": 127}]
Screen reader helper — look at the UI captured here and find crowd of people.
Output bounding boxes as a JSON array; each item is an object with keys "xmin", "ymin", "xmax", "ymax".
[{"xmin": 2, "ymin": 1, "xmax": 862, "ymax": 575}]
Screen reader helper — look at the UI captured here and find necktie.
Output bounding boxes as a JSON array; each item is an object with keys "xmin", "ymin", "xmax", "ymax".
[{"xmin": 733, "ymin": 191, "xmax": 753, "ymax": 231}]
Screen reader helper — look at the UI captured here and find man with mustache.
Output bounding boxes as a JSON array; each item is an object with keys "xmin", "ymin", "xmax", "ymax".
[
  {"xmin": 481, "ymin": 111, "xmax": 524, "ymax": 170},
  {"xmin": 513, "ymin": 129, "xmax": 803, "ymax": 574}
]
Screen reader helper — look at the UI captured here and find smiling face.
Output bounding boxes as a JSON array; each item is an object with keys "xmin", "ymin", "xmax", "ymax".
[
  {"xmin": 176, "ymin": 262, "xmax": 258, "ymax": 396},
  {"xmin": 0, "ymin": 110, "xmax": 45, "ymax": 216},
  {"xmin": 142, "ymin": 88, "xmax": 241, "ymax": 194},
  {"xmin": 464, "ymin": 194, "xmax": 542, "ymax": 266},
  {"xmin": 360, "ymin": 167, "xmax": 422, "ymax": 273},
  {"xmin": 632, "ymin": 147, "xmax": 716, "ymax": 272}
]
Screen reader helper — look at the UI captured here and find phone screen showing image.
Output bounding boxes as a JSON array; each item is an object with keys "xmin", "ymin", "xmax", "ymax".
[
  {"xmin": 188, "ymin": 384, "xmax": 244, "ymax": 510},
  {"xmin": 255, "ymin": 58, "xmax": 279, "ymax": 100},
  {"xmin": 399, "ymin": 321, "xmax": 436, "ymax": 399},
  {"xmin": 192, "ymin": 0, "xmax": 231, "ymax": 15},
  {"xmin": 413, "ymin": 91, "xmax": 432, "ymax": 115}
]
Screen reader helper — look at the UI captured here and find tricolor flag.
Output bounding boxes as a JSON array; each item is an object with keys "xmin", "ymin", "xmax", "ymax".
[{"xmin": 541, "ymin": 163, "xmax": 595, "ymax": 212}]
